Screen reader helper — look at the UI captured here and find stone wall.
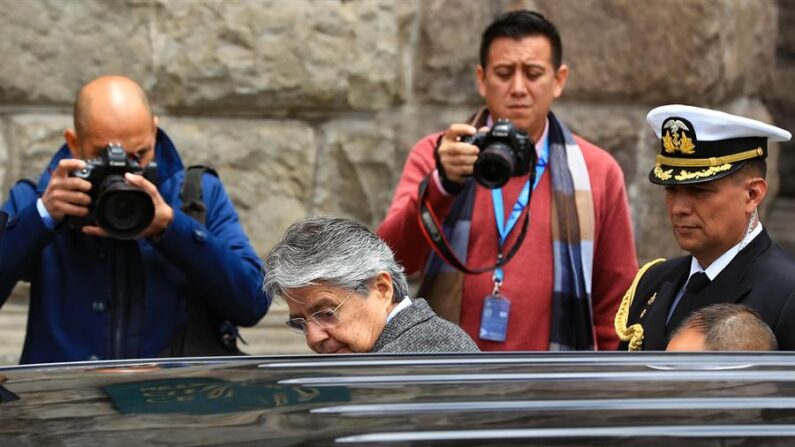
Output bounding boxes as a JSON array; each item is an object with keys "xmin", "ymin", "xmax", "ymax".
[
  {"xmin": 768, "ymin": 0, "xmax": 795, "ymax": 196},
  {"xmin": 0, "ymin": 0, "xmax": 784, "ymax": 265}
]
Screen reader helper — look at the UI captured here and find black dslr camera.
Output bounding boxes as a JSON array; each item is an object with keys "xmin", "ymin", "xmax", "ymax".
[
  {"xmin": 461, "ymin": 118, "xmax": 536, "ymax": 189},
  {"xmin": 68, "ymin": 143, "xmax": 158, "ymax": 239}
]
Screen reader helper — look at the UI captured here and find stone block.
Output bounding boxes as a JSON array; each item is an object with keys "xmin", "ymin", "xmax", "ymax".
[
  {"xmin": 777, "ymin": 0, "xmax": 795, "ymax": 59},
  {"xmin": 159, "ymin": 117, "xmax": 317, "ymax": 255},
  {"xmin": 534, "ymin": 0, "xmax": 778, "ymax": 104},
  {"xmin": 767, "ymin": 63, "xmax": 795, "ymax": 196},
  {"xmin": 0, "ymin": 0, "xmax": 154, "ymax": 105},
  {"xmin": 413, "ymin": 0, "xmax": 496, "ymax": 104},
  {"xmin": 0, "ymin": 119, "xmax": 8, "ymax": 194},
  {"xmin": 312, "ymin": 120, "xmax": 397, "ymax": 227},
  {"xmin": 554, "ymin": 102, "xmax": 648, "ymax": 185},
  {"xmin": 151, "ymin": 0, "xmax": 401, "ymax": 112},
  {"xmin": 4, "ymin": 115, "xmax": 73, "ymax": 195}
]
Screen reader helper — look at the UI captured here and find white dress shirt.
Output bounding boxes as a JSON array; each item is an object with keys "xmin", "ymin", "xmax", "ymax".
[
  {"xmin": 386, "ymin": 296, "xmax": 412, "ymax": 324},
  {"xmin": 666, "ymin": 223, "xmax": 764, "ymax": 323}
]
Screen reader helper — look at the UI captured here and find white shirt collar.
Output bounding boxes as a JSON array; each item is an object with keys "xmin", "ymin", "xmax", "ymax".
[
  {"xmin": 689, "ymin": 223, "xmax": 764, "ymax": 280},
  {"xmin": 537, "ymin": 119, "xmax": 549, "ymax": 159},
  {"xmin": 386, "ymin": 296, "xmax": 412, "ymax": 324}
]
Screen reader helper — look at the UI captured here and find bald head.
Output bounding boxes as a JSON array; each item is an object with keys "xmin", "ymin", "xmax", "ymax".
[
  {"xmin": 66, "ymin": 76, "xmax": 158, "ymax": 166},
  {"xmin": 73, "ymin": 76, "xmax": 153, "ymax": 140}
]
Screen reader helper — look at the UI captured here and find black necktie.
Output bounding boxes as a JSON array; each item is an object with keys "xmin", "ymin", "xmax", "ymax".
[
  {"xmin": 685, "ymin": 271, "xmax": 710, "ymax": 295},
  {"xmin": 666, "ymin": 271, "xmax": 712, "ymax": 331}
]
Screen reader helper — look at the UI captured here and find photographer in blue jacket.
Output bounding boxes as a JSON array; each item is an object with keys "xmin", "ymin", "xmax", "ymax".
[{"xmin": 0, "ymin": 75, "xmax": 270, "ymax": 364}]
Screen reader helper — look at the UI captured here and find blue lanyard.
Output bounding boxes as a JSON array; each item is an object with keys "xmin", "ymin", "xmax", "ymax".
[{"xmin": 491, "ymin": 136, "xmax": 548, "ymax": 284}]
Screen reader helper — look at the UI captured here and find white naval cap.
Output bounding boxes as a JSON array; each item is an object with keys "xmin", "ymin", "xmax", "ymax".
[{"xmin": 646, "ymin": 104, "xmax": 791, "ymax": 185}]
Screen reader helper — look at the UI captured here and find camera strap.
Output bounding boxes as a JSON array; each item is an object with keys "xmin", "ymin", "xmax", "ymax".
[{"xmin": 417, "ymin": 175, "xmax": 531, "ymax": 275}]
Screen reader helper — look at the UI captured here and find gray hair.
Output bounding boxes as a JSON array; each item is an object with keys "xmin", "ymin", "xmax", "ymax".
[{"xmin": 263, "ymin": 216, "xmax": 409, "ymax": 303}]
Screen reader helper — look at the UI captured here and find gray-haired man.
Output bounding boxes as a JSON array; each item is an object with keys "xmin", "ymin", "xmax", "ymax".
[{"xmin": 264, "ymin": 216, "xmax": 479, "ymax": 354}]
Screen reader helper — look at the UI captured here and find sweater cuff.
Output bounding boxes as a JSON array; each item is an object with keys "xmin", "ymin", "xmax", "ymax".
[{"xmin": 432, "ymin": 170, "xmax": 452, "ymax": 197}]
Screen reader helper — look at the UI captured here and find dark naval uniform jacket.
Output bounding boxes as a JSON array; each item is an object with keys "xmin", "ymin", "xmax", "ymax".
[{"xmin": 619, "ymin": 230, "xmax": 795, "ymax": 351}]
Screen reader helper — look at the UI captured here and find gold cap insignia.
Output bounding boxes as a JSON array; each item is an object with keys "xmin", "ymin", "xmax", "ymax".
[{"xmin": 662, "ymin": 119, "xmax": 696, "ymax": 154}]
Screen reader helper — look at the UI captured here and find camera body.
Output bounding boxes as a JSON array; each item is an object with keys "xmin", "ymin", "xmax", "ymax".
[
  {"xmin": 461, "ymin": 118, "xmax": 536, "ymax": 189},
  {"xmin": 67, "ymin": 143, "xmax": 158, "ymax": 239}
]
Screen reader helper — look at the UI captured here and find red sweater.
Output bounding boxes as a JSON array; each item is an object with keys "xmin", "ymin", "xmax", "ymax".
[{"xmin": 377, "ymin": 131, "xmax": 638, "ymax": 351}]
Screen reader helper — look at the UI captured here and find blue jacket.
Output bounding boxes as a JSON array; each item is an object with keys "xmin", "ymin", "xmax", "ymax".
[{"xmin": 0, "ymin": 129, "xmax": 270, "ymax": 364}]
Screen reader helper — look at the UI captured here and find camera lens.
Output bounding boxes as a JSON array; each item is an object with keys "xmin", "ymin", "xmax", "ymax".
[
  {"xmin": 95, "ymin": 176, "xmax": 155, "ymax": 239},
  {"xmin": 473, "ymin": 142, "xmax": 516, "ymax": 189}
]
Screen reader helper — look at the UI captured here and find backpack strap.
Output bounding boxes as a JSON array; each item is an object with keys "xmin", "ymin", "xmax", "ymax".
[
  {"xmin": 163, "ymin": 165, "xmax": 245, "ymax": 357},
  {"xmin": 17, "ymin": 177, "xmax": 39, "ymax": 189},
  {"xmin": 180, "ymin": 166, "xmax": 216, "ymax": 224},
  {"xmin": 7, "ymin": 177, "xmax": 38, "ymax": 208}
]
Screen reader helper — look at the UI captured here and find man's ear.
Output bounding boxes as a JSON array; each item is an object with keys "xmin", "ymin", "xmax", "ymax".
[
  {"xmin": 553, "ymin": 63, "xmax": 569, "ymax": 99},
  {"xmin": 476, "ymin": 64, "xmax": 486, "ymax": 99},
  {"xmin": 374, "ymin": 272, "xmax": 394, "ymax": 304},
  {"xmin": 64, "ymin": 129, "xmax": 81, "ymax": 158},
  {"xmin": 153, "ymin": 115, "xmax": 159, "ymax": 129},
  {"xmin": 746, "ymin": 177, "xmax": 768, "ymax": 213}
]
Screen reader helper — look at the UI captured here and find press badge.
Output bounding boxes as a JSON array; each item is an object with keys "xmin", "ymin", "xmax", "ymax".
[{"xmin": 479, "ymin": 294, "xmax": 510, "ymax": 342}]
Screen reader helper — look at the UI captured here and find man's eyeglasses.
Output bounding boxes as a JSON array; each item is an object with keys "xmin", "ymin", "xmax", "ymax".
[{"xmin": 285, "ymin": 290, "xmax": 356, "ymax": 334}]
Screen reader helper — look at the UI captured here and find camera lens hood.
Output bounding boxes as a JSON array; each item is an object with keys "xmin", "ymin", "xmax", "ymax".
[
  {"xmin": 474, "ymin": 142, "xmax": 516, "ymax": 189},
  {"xmin": 95, "ymin": 179, "xmax": 155, "ymax": 239}
]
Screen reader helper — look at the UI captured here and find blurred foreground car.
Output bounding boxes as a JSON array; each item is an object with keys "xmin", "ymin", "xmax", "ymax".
[{"xmin": 2, "ymin": 352, "xmax": 795, "ymax": 446}]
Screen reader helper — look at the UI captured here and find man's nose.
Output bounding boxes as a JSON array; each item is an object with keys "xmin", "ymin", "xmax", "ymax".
[
  {"xmin": 304, "ymin": 321, "xmax": 329, "ymax": 351},
  {"xmin": 667, "ymin": 190, "xmax": 691, "ymax": 216},
  {"xmin": 509, "ymin": 71, "xmax": 527, "ymax": 95}
]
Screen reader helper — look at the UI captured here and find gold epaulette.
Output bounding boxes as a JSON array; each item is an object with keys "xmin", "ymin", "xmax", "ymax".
[{"xmin": 614, "ymin": 258, "xmax": 666, "ymax": 351}]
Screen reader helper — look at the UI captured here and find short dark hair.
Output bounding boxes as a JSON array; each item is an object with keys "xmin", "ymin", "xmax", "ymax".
[
  {"xmin": 673, "ymin": 303, "xmax": 778, "ymax": 351},
  {"xmin": 738, "ymin": 159, "xmax": 767, "ymax": 180},
  {"xmin": 479, "ymin": 10, "xmax": 563, "ymax": 69}
]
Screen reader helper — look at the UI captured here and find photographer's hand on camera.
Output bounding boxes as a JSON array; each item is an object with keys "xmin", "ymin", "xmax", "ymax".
[
  {"xmin": 42, "ymin": 159, "xmax": 91, "ymax": 222},
  {"xmin": 436, "ymin": 124, "xmax": 480, "ymax": 186},
  {"xmin": 81, "ymin": 172, "xmax": 174, "ymax": 240}
]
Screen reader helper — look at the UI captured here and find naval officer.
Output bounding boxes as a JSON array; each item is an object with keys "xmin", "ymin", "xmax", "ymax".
[{"xmin": 616, "ymin": 104, "xmax": 795, "ymax": 351}]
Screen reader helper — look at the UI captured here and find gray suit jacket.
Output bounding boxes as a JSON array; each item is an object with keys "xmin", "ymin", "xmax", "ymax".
[{"xmin": 371, "ymin": 298, "xmax": 479, "ymax": 353}]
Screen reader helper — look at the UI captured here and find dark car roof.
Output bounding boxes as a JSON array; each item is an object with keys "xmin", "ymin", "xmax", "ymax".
[{"xmin": 2, "ymin": 352, "xmax": 795, "ymax": 446}]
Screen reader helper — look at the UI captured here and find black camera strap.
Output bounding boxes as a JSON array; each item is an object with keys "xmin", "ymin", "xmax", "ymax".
[{"xmin": 417, "ymin": 175, "xmax": 531, "ymax": 275}]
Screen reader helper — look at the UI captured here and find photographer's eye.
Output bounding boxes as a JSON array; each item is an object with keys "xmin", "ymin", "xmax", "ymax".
[{"xmin": 495, "ymin": 69, "xmax": 512, "ymax": 80}]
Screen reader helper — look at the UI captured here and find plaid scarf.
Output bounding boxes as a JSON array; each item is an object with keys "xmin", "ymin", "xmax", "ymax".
[{"xmin": 418, "ymin": 110, "xmax": 596, "ymax": 350}]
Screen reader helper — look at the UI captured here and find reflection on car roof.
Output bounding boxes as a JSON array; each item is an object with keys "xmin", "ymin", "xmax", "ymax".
[{"xmin": 2, "ymin": 352, "xmax": 795, "ymax": 446}]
